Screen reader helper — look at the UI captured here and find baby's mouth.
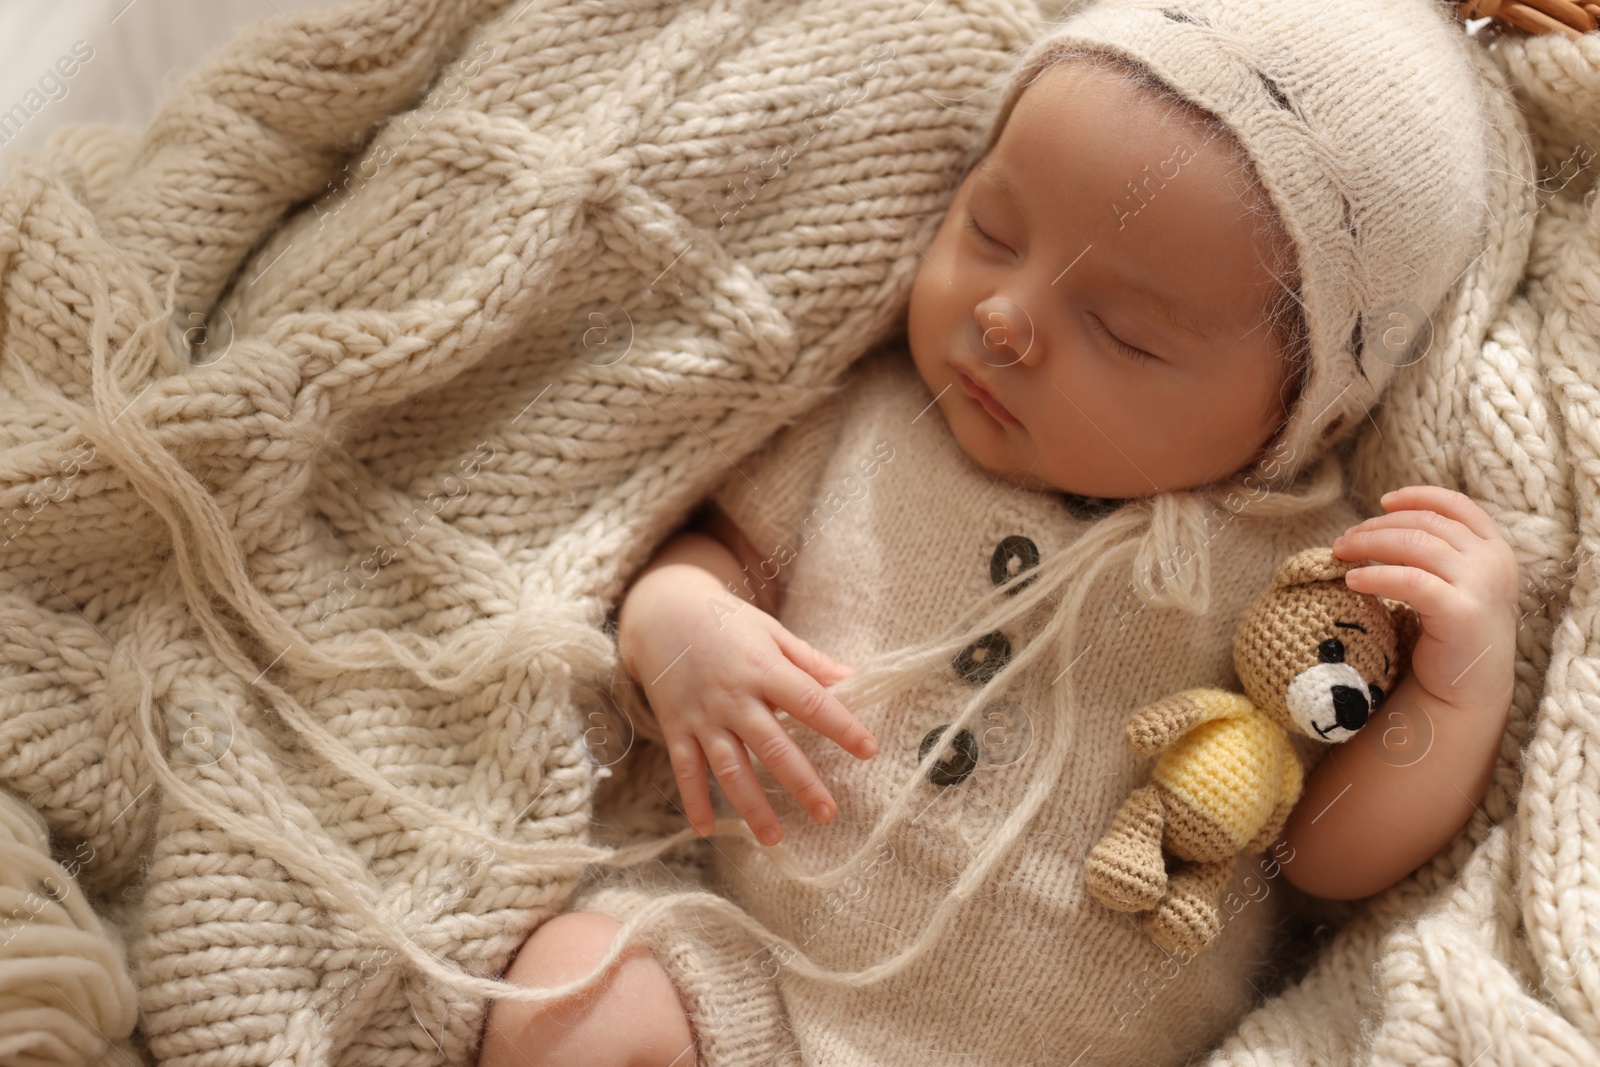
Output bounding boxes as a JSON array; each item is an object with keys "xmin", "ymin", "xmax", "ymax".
[{"xmin": 955, "ymin": 366, "xmax": 1020, "ymax": 425}]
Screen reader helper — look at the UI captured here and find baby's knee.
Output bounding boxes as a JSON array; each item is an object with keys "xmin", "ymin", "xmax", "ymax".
[
  {"xmin": 500, "ymin": 911, "xmax": 625, "ymax": 990},
  {"xmin": 479, "ymin": 910, "xmax": 697, "ymax": 1067}
]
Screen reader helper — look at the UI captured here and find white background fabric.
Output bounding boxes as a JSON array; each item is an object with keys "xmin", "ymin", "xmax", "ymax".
[{"xmin": 0, "ymin": 0, "xmax": 340, "ymax": 171}]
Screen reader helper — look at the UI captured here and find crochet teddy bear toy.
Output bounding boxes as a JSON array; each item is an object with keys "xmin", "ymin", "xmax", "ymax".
[{"xmin": 1084, "ymin": 545, "xmax": 1421, "ymax": 955}]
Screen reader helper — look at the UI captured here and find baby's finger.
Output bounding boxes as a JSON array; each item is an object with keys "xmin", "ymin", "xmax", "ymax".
[
  {"xmin": 665, "ymin": 734, "xmax": 717, "ymax": 837},
  {"xmin": 767, "ymin": 622, "xmax": 856, "ymax": 684},
  {"xmin": 760, "ymin": 654, "xmax": 878, "ymax": 760},
  {"xmin": 1343, "ymin": 561, "xmax": 1463, "ymax": 622},
  {"xmin": 1377, "ymin": 486, "xmax": 1499, "ymax": 541},
  {"xmin": 734, "ymin": 708, "xmax": 840, "ymax": 827},
  {"xmin": 1341, "ymin": 508, "xmax": 1479, "ymax": 554},
  {"xmin": 700, "ymin": 726, "xmax": 787, "ymax": 846},
  {"xmin": 1333, "ymin": 526, "xmax": 1468, "ymax": 585}
]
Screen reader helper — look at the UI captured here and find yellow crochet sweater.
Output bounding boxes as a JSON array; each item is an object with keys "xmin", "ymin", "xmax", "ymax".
[{"xmin": 1155, "ymin": 688, "xmax": 1304, "ymax": 853}]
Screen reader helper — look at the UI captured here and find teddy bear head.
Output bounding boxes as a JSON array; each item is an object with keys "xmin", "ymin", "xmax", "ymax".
[{"xmin": 1232, "ymin": 546, "xmax": 1420, "ymax": 744}]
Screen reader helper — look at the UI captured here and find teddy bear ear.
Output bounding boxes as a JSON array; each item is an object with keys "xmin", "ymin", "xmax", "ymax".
[
  {"xmin": 1386, "ymin": 597, "xmax": 1423, "ymax": 673},
  {"xmin": 1271, "ymin": 545, "xmax": 1355, "ymax": 588}
]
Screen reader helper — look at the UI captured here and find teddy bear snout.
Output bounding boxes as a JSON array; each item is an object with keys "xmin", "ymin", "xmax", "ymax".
[
  {"xmin": 1285, "ymin": 662, "xmax": 1374, "ymax": 743},
  {"xmin": 1331, "ymin": 685, "xmax": 1370, "ymax": 732}
]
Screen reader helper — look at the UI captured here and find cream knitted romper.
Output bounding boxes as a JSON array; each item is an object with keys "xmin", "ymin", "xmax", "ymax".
[{"xmin": 572, "ymin": 341, "xmax": 1363, "ymax": 1067}]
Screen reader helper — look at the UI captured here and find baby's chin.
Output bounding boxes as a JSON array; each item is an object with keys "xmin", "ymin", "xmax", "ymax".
[
  {"xmin": 962, "ymin": 444, "xmax": 1118, "ymax": 498},
  {"xmin": 978, "ymin": 452, "xmax": 1158, "ymax": 500},
  {"xmin": 1023, "ymin": 473, "xmax": 1143, "ymax": 499}
]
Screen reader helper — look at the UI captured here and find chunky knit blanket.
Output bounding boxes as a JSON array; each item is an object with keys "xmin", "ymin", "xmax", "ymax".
[
  {"xmin": 0, "ymin": 0, "xmax": 1032, "ymax": 1063},
  {"xmin": 0, "ymin": 0, "xmax": 1597, "ymax": 1063}
]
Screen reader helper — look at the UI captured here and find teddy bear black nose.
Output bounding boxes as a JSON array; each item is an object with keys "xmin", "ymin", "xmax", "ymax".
[{"xmin": 1332, "ymin": 685, "xmax": 1370, "ymax": 731}]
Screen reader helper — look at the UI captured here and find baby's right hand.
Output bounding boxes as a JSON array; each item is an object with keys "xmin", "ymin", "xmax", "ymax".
[{"xmin": 625, "ymin": 585, "xmax": 878, "ymax": 846}]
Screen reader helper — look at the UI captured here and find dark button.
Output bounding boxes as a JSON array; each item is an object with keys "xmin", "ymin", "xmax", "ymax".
[
  {"xmin": 990, "ymin": 535, "xmax": 1040, "ymax": 596},
  {"xmin": 952, "ymin": 631, "xmax": 1011, "ymax": 686},
  {"xmin": 919, "ymin": 725, "xmax": 979, "ymax": 786},
  {"xmin": 1059, "ymin": 491, "xmax": 1125, "ymax": 521}
]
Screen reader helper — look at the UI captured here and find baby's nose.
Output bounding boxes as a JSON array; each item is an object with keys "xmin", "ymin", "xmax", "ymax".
[{"xmin": 968, "ymin": 296, "xmax": 1034, "ymax": 366}]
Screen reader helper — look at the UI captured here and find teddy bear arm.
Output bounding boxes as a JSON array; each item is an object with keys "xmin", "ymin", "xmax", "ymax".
[{"xmin": 1124, "ymin": 688, "xmax": 1240, "ymax": 757}]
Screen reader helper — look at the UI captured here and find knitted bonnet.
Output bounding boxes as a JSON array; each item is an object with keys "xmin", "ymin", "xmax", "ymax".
[{"xmin": 972, "ymin": 0, "xmax": 1496, "ymax": 488}]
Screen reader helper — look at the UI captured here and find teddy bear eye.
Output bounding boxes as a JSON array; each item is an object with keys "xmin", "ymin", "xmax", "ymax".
[
  {"xmin": 1369, "ymin": 682, "xmax": 1385, "ymax": 709},
  {"xmin": 1318, "ymin": 638, "xmax": 1345, "ymax": 664}
]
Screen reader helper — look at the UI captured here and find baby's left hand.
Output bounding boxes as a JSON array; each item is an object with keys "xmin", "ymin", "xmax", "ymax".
[{"xmin": 1331, "ymin": 485, "xmax": 1519, "ymax": 717}]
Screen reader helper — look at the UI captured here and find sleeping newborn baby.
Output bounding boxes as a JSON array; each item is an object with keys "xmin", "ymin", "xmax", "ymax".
[{"xmin": 478, "ymin": 0, "xmax": 1518, "ymax": 1064}]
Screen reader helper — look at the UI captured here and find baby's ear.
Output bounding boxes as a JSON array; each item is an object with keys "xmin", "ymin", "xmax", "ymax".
[{"xmin": 1385, "ymin": 597, "xmax": 1422, "ymax": 676}]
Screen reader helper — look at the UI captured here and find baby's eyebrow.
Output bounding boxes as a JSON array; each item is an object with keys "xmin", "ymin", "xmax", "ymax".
[
  {"xmin": 973, "ymin": 160, "xmax": 1221, "ymax": 347},
  {"xmin": 973, "ymin": 158, "xmax": 1018, "ymax": 200},
  {"xmin": 1120, "ymin": 280, "xmax": 1221, "ymax": 347}
]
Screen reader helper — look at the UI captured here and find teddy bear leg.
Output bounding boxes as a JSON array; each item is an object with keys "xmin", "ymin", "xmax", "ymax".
[
  {"xmin": 1085, "ymin": 783, "xmax": 1168, "ymax": 912},
  {"xmin": 1143, "ymin": 857, "xmax": 1234, "ymax": 956}
]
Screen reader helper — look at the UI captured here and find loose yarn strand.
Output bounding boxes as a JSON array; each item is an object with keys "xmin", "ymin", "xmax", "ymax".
[
  {"xmin": 569, "ymin": 461, "xmax": 1351, "ymax": 995},
  {"xmin": 14, "ymin": 283, "xmax": 677, "ymax": 874},
  {"xmin": 35, "ymin": 276, "xmax": 543, "ymax": 699},
  {"xmin": 125, "ymin": 667, "xmax": 712, "ymax": 1006}
]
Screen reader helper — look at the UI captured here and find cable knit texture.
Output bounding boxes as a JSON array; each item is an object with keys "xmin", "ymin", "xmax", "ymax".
[
  {"xmin": 0, "ymin": 0, "xmax": 1034, "ymax": 1063},
  {"xmin": 0, "ymin": 787, "xmax": 138, "ymax": 1067},
  {"xmin": 0, "ymin": 0, "xmax": 1597, "ymax": 1063}
]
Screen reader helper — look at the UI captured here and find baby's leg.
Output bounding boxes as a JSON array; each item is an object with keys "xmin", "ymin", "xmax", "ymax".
[{"xmin": 479, "ymin": 910, "xmax": 698, "ymax": 1067}]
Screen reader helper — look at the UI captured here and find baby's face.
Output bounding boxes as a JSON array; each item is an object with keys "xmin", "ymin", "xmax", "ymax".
[{"xmin": 907, "ymin": 59, "xmax": 1295, "ymax": 499}]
